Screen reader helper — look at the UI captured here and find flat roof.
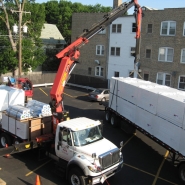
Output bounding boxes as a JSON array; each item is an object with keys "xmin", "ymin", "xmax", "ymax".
[{"xmin": 59, "ymin": 117, "xmax": 101, "ymax": 131}]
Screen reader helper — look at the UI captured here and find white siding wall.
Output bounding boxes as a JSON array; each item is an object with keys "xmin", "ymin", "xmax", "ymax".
[{"xmin": 107, "ymin": 16, "xmax": 137, "ymax": 81}]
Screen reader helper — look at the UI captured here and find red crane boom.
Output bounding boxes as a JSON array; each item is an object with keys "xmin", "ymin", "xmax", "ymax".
[{"xmin": 50, "ymin": 0, "xmax": 142, "ymax": 133}]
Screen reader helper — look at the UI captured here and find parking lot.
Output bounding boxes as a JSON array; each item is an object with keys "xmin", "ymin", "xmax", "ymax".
[{"xmin": 0, "ymin": 86, "xmax": 183, "ymax": 185}]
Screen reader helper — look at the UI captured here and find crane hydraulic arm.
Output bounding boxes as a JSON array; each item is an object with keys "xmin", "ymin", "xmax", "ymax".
[{"xmin": 50, "ymin": 0, "xmax": 142, "ymax": 132}]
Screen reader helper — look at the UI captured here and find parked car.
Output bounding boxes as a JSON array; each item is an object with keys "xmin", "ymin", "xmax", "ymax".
[{"xmin": 88, "ymin": 88, "xmax": 109, "ymax": 102}]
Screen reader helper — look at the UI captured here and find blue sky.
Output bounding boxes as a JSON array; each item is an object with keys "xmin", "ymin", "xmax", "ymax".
[{"xmin": 36, "ymin": 0, "xmax": 185, "ymax": 14}]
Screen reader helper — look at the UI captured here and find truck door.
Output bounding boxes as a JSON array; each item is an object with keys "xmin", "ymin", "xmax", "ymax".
[{"xmin": 59, "ymin": 128, "xmax": 74, "ymax": 161}]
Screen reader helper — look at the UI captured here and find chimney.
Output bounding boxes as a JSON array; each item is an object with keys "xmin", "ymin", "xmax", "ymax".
[{"xmin": 113, "ymin": 0, "xmax": 122, "ymax": 8}]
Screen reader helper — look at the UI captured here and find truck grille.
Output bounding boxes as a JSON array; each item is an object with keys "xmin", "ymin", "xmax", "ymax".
[{"xmin": 99, "ymin": 148, "xmax": 120, "ymax": 170}]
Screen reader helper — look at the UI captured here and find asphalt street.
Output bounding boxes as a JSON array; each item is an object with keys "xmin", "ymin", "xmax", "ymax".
[{"xmin": 0, "ymin": 86, "xmax": 183, "ymax": 185}]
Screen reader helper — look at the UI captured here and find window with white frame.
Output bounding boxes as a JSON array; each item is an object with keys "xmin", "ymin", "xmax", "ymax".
[
  {"xmin": 160, "ymin": 21, "xmax": 176, "ymax": 36},
  {"xmin": 179, "ymin": 76, "xmax": 185, "ymax": 90},
  {"xmin": 95, "ymin": 66, "xmax": 103, "ymax": 77},
  {"xmin": 96, "ymin": 45, "xmax": 104, "ymax": 55},
  {"xmin": 156, "ymin": 73, "xmax": 171, "ymax": 86},
  {"xmin": 181, "ymin": 49, "xmax": 185, "ymax": 63},
  {"xmin": 110, "ymin": 47, "xmax": 120, "ymax": 56},
  {"xmin": 183, "ymin": 22, "xmax": 185, "ymax": 36},
  {"xmin": 158, "ymin": 47, "xmax": 174, "ymax": 62},
  {"xmin": 112, "ymin": 24, "xmax": 122, "ymax": 33},
  {"xmin": 98, "ymin": 29, "xmax": 106, "ymax": 34}
]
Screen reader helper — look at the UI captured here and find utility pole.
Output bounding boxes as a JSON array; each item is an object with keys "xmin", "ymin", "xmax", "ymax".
[
  {"xmin": 12, "ymin": 3, "xmax": 31, "ymax": 77},
  {"xmin": 19, "ymin": 3, "xmax": 22, "ymax": 77}
]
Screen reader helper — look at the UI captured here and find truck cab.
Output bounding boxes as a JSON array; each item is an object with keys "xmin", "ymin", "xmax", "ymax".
[{"xmin": 55, "ymin": 117, "xmax": 123, "ymax": 185}]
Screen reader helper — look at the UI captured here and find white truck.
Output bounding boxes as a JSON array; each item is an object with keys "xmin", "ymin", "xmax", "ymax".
[
  {"xmin": 49, "ymin": 117, "xmax": 123, "ymax": 185},
  {"xmin": 102, "ymin": 77, "xmax": 185, "ymax": 184},
  {"xmin": 0, "ymin": 104, "xmax": 123, "ymax": 185}
]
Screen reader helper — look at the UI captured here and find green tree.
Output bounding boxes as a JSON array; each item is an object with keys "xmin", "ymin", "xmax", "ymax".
[
  {"xmin": 0, "ymin": 0, "xmax": 46, "ymax": 75},
  {"xmin": 44, "ymin": 1, "xmax": 111, "ymax": 45}
]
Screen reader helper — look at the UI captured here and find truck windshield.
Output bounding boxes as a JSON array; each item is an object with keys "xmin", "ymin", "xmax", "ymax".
[{"xmin": 72, "ymin": 126, "xmax": 103, "ymax": 146}]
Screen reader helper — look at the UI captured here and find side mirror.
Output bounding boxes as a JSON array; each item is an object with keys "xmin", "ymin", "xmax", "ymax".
[
  {"xmin": 59, "ymin": 130, "xmax": 62, "ymax": 142},
  {"xmin": 92, "ymin": 153, "xmax": 96, "ymax": 159},
  {"xmin": 120, "ymin": 141, "xmax": 124, "ymax": 151},
  {"xmin": 120, "ymin": 141, "xmax": 124, "ymax": 147},
  {"xmin": 57, "ymin": 129, "xmax": 63, "ymax": 150},
  {"xmin": 98, "ymin": 121, "xmax": 103, "ymax": 134}
]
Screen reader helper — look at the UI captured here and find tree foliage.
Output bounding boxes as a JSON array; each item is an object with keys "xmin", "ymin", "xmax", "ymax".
[
  {"xmin": 44, "ymin": 1, "xmax": 112, "ymax": 44},
  {"xmin": 0, "ymin": 0, "xmax": 46, "ymax": 75},
  {"xmin": 0, "ymin": 0, "xmax": 112, "ymax": 73}
]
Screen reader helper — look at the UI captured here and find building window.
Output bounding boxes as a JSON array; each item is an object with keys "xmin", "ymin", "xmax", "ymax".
[
  {"xmin": 147, "ymin": 24, "xmax": 152, "ymax": 33},
  {"xmin": 111, "ymin": 47, "xmax": 120, "ymax": 56},
  {"xmin": 181, "ymin": 49, "xmax": 185, "ymax": 63},
  {"xmin": 129, "ymin": 71, "xmax": 134, "ymax": 78},
  {"xmin": 96, "ymin": 45, "xmax": 104, "ymax": 55},
  {"xmin": 144, "ymin": 73, "xmax": 149, "ymax": 81},
  {"xmin": 132, "ymin": 23, "xmax": 136, "ymax": 32},
  {"xmin": 99, "ymin": 29, "xmax": 106, "ymax": 34},
  {"xmin": 114, "ymin": 71, "xmax": 119, "ymax": 77},
  {"xmin": 156, "ymin": 73, "xmax": 171, "ymax": 86},
  {"xmin": 183, "ymin": 22, "xmax": 185, "ymax": 36},
  {"xmin": 130, "ymin": 47, "xmax": 135, "ymax": 57},
  {"xmin": 179, "ymin": 76, "xmax": 185, "ymax": 90},
  {"xmin": 158, "ymin": 47, "xmax": 173, "ymax": 62},
  {"xmin": 88, "ymin": 67, "xmax": 92, "ymax": 75},
  {"xmin": 160, "ymin": 21, "xmax": 176, "ymax": 36},
  {"xmin": 146, "ymin": 49, "xmax": 151, "ymax": 58},
  {"xmin": 95, "ymin": 66, "xmax": 103, "ymax": 77},
  {"xmin": 112, "ymin": 24, "xmax": 122, "ymax": 33}
]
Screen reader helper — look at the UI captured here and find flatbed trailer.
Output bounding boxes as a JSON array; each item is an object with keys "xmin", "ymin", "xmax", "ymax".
[{"xmin": 0, "ymin": 113, "xmax": 54, "ymax": 157}]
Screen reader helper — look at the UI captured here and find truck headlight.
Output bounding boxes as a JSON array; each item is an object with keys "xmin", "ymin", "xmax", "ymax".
[{"xmin": 88, "ymin": 166, "xmax": 101, "ymax": 173}]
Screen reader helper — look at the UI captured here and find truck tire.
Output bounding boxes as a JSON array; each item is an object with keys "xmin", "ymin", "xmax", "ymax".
[
  {"xmin": 178, "ymin": 163, "xmax": 185, "ymax": 183},
  {"xmin": 13, "ymin": 138, "xmax": 22, "ymax": 145},
  {"xmin": 110, "ymin": 114, "xmax": 118, "ymax": 127},
  {"xmin": 105, "ymin": 110, "xmax": 111, "ymax": 123},
  {"xmin": 68, "ymin": 167, "xmax": 85, "ymax": 185},
  {"xmin": 0, "ymin": 133, "xmax": 12, "ymax": 148}
]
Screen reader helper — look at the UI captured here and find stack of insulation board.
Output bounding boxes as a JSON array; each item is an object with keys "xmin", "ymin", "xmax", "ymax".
[
  {"xmin": 26, "ymin": 100, "xmax": 52, "ymax": 118},
  {"xmin": 6, "ymin": 105, "xmax": 32, "ymax": 120},
  {"xmin": 109, "ymin": 77, "xmax": 185, "ymax": 156},
  {"xmin": 0, "ymin": 85, "xmax": 25, "ymax": 111},
  {"xmin": 1, "ymin": 100, "xmax": 52, "ymax": 139}
]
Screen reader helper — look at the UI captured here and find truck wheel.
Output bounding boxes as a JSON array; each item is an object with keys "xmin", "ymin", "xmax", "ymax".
[
  {"xmin": 13, "ymin": 138, "xmax": 22, "ymax": 145},
  {"xmin": 0, "ymin": 133, "xmax": 12, "ymax": 148},
  {"xmin": 110, "ymin": 114, "xmax": 118, "ymax": 127},
  {"xmin": 68, "ymin": 168, "xmax": 85, "ymax": 185},
  {"xmin": 105, "ymin": 110, "xmax": 111, "ymax": 123},
  {"xmin": 178, "ymin": 163, "xmax": 185, "ymax": 183}
]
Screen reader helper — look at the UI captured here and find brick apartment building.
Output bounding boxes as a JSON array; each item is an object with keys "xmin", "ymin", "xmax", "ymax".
[
  {"xmin": 71, "ymin": 13, "xmax": 110, "ymax": 88},
  {"xmin": 140, "ymin": 8, "xmax": 185, "ymax": 90}
]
